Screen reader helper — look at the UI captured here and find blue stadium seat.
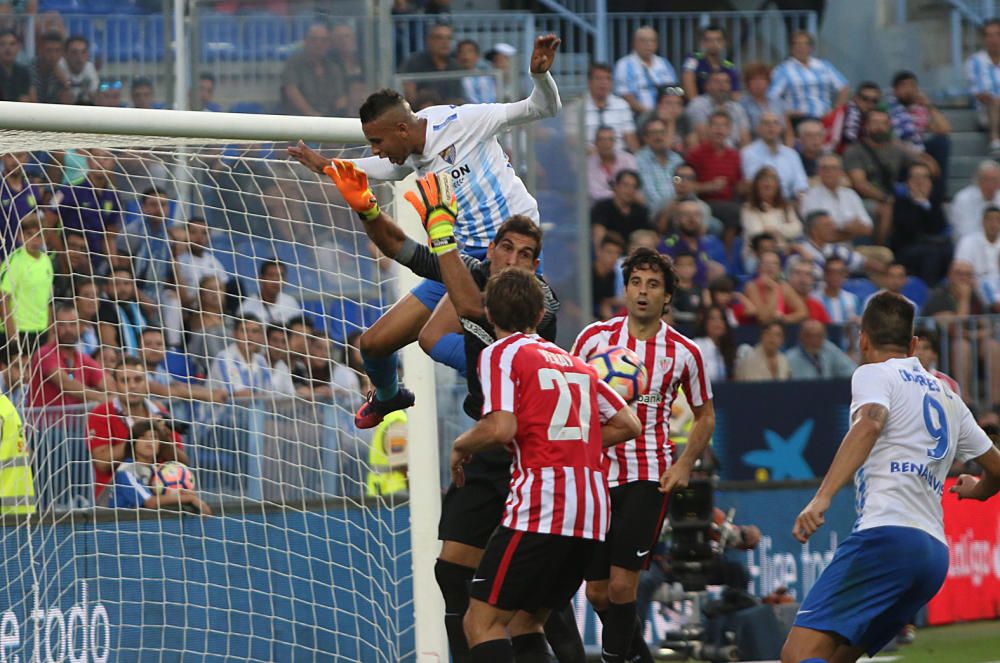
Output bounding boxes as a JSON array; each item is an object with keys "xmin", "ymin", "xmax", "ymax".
[
  {"xmin": 726, "ymin": 235, "xmax": 747, "ymax": 279},
  {"xmin": 64, "ymin": 16, "xmax": 98, "ymax": 44},
  {"xmin": 902, "ymin": 276, "xmax": 930, "ymax": 310},
  {"xmin": 103, "ymin": 16, "xmax": 143, "ymax": 62},
  {"xmin": 323, "ymin": 298, "xmax": 366, "ymax": 342},
  {"xmin": 843, "ymin": 277, "xmax": 878, "ymax": 302},
  {"xmin": 200, "ymin": 14, "xmax": 243, "ymax": 62},
  {"xmin": 229, "ymin": 102, "xmax": 265, "ymax": 114}
]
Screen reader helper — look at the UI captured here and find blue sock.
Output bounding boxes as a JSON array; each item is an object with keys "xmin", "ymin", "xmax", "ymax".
[
  {"xmin": 799, "ymin": 659, "xmax": 829, "ymax": 663},
  {"xmin": 430, "ymin": 333, "xmax": 467, "ymax": 377},
  {"xmin": 363, "ymin": 351, "xmax": 399, "ymax": 401}
]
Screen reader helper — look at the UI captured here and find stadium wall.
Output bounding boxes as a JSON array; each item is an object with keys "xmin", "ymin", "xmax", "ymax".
[{"xmin": 0, "ymin": 506, "xmax": 414, "ymax": 662}]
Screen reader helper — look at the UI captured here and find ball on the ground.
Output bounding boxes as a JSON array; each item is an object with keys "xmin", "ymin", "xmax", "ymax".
[
  {"xmin": 151, "ymin": 461, "xmax": 195, "ymax": 492},
  {"xmin": 588, "ymin": 346, "xmax": 648, "ymax": 402}
]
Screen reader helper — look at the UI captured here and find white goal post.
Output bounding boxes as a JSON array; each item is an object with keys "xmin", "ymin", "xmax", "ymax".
[{"xmin": 0, "ymin": 101, "xmax": 447, "ymax": 661}]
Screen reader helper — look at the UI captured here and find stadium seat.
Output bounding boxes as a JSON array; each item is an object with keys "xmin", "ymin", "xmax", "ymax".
[
  {"xmin": 229, "ymin": 102, "xmax": 266, "ymax": 115},
  {"xmin": 843, "ymin": 277, "xmax": 878, "ymax": 302},
  {"xmin": 103, "ymin": 16, "xmax": 143, "ymax": 62},
  {"xmin": 199, "ymin": 14, "xmax": 244, "ymax": 62},
  {"xmin": 726, "ymin": 236, "xmax": 747, "ymax": 279},
  {"xmin": 902, "ymin": 276, "xmax": 930, "ymax": 310}
]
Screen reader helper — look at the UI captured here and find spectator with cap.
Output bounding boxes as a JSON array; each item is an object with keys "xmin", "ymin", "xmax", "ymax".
[
  {"xmin": 949, "ymin": 160, "xmax": 1000, "ymax": 240},
  {"xmin": 196, "ymin": 72, "xmax": 221, "ymax": 112},
  {"xmin": 740, "ymin": 166, "xmax": 803, "ymax": 264},
  {"xmin": 0, "ymin": 30, "xmax": 32, "ymax": 102},
  {"xmin": 635, "ymin": 118, "xmax": 684, "ymax": 213},
  {"xmin": 889, "ymin": 162, "xmax": 951, "ymax": 287},
  {"xmin": 795, "ymin": 118, "xmax": 827, "ymax": 182},
  {"xmin": 955, "ymin": 206, "xmax": 1000, "ymax": 305},
  {"xmin": 0, "ymin": 212, "xmax": 51, "ymax": 353},
  {"xmin": 823, "ymin": 81, "xmax": 881, "ymax": 153},
  {"xmin": 816, "ymin": 257, "xmax": 861, "ymax": 324},
  {"xmin": 686, "ymin": 70, "xmax": 751, "ymax": 148},
  {"xmin": 587, "ymin": 126, "xmax": 639, "ymax": 202},
  {"xmin": 567, "ymin": 63, "xmax": 637, "ymax": 152},
  {"xmin": 740, "ymin": 63, "xmax": 788, "ymax": 138},
  {"xmin": 614, "ymin": 25, "xmax": 677, "ymax": 115},
  {"xmin": 734, "ymin": 321, "xmax": 790, "ymax": 382},
  {"xmin": 455, "ymin": 38, "xmax": 496, "ymax": 104},
  {"xmin": 965, "ymin": 18, "xmax": 1000, "ymax": 153},
  {"xmin": 484, "ymin": 42, "xmax": 516, "ymax": 101},
  {"xmin": 0, "ymin": 151, "xmax": 41, "ymax": 259},
  {"xmin": 29, "ymin": 302, "xmax": 106, "ymax": 409},
  {"xmin": 768, "ymin": 30, "xmax": 848, "ymax": 123},
  {"xmin": 786, "ymin": 319, "xmax": 856, "ymax": 379},
  {"xmin": 31, "ymin": 30, "xmax": 70, "ymax": 104},
  {"xmin": 684, "ymin": 110, "xmax": 743, "ymax": 238},
  {"xmin": 741, "ymin": 111, "xmax": 809, "ymax": 200},
  {"xmin": 239, "ymin": 259, "xmax": 303, "ymax": 326},
  {"xmin": 281, "ymin": 20, "xmax": 345, "ymax": 116},
  {"xmin": 681, "ymin": 24, "xmax": 740, "ymax": 99},
  {"xmin": 801, "ymin": 153, "xmax": 873, "ymax": 243},
  {"xmin": 399, "ymin": 21, "xmax": 461, "ymax": 105},
  {"xmin": 591, "ymin": 169, "xmax": 649, "ymax": 245},
  {"xmin": 59, "ymin": 34, "xmax": 97, "ymax": 104}
]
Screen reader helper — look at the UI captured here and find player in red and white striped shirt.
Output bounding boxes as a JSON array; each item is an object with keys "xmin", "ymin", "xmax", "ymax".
[
  {"xmin": 452, "ymin": 269, "xmax": 641, "ymax": 663},
  {"xmin": 571, "ymin": 247, "xmax": 716, "ymax": 663}
]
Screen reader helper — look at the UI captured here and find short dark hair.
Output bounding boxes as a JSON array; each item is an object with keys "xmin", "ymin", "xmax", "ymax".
[
  {"xmin": 236, "ymin": 314, "xmax": 263, "ymax": 333},
  {"xmin": 456, "ymin": 39, "xmax": 479, "ymax": 53},
  {"xmin": 621, "ymin": 247, "xmax": 676, "ymax": 297},
  {"xmin": 824, "ymin": 256, "xmax": 847, "ymax": 270},
  {"xmin": 266, "ymin": 324, "xmax": 287, "ymax": 339},
  {"xmin": 887, "ymin": 261, "xmax": 907, "ymax": 274},
  {"xmin": 114, "ymin": 354, "xmax": 146, "ymax": 375},
  {"xmin": 140, "ymin": 326, "xmax": 164, "ymax": 340},
  {"xmin": 359, "ymin": 88, "xmax": 407, "ymax": 124},
  {"xmin": 259, "ymin": 259, "xmax": 284, "ymax": 278},
  {"xmin": 986, "ymin": 205, "xmax": 1000, "ymax": 218},
  {"xmin": 199, "ymin": 71, "xmax": 215, "ymax": 84},
  {"xmin": 702, "ymin": 24, "xmax": 726, "ymax": 39},
  {"xmin": 615, "ymin": 169, "xmax": 641, "ymax": 188},
  {"xmin": 588, "ymin": 62, "xmax": 612, "ymax": 78},
  {"xmin": 131, "ymin": 76, "xmax": 153, "ymax": 92},
  {"xmin": 862, "ymin": 108, "xmax": 890, "ymax": 125},
  {"xmin": 750, "ymin": 231, "xmax": 777, "ymax": 253},
  {"xmin": 789, "ymin": 30, "xmax": 813, "ymax": 47},
  {"xmin": 73, "ymin": 276, "xmax": 98, "ymax": 294},
  {"xmin": 708, "ymin": 109, "xmax": 732, "ymax": 125},
  {"xmin": 804, "ymin": 209, "xmax": 831, "ymax": 230},
  {"xmin": 484, "ymin": 269, "xmax": 544, "ymax": 333},
  {"xmin": 982, "ymin": 18, "xmax": 1000, "ymax": 33},
  {"xmin": 891, "ymin": 70, "xmax": 917, "ymax": 88},
  {"xmin": 39, "ymin": 31, "xmax": 64, "ymax": 46},
  {"xmin": 53, "ymin": 301, "xmax": 77, "ymax": 318},
  {"xmin": 761, "ymin": 320, "xmax": 785, "ymax": 335},
  {"xmin": 917, "ymin": 329, "xmax": 942, "ymax": 356},
  {"xmin": 708, "ymin": 275, "xmax": 735, "ymax": 293},
  {"xmin": 66, "ymin": 34, "xmax": 89, "ymax": 49},
  {"xmin": 284, "ymin": 315, "xmax": 311, "ymax": 331},
  {"xmin": 601, "ymin": 232, "xmax": 625, "ymax": 251},
  {"xmin": 493, "ymin": 215, "xmax": 543, "ymax": 260},
  {"xmin": 142, "ymin": 186, "xmax": 167, "ymax": 201},
  {"xmin": 856, "ymin": 80, "xmax": 881, "ymax": 95},
  {"xmin": 907, "ymin": 161, "xmax": 932, "ymax": 178},
  {"xmin": 0, "ymin": 30, "xmax": 19, "ymax": 43},
  {"xmin": 594, "ymin": 124, "xmax": 615, "ymax": 138},
  {"xmin": 129, "ymin": 420, "xmax": 158, "ymax": 443},
  {"xmin": 862, "ymin": 291, "xmax": 915, "ymax": 351}
]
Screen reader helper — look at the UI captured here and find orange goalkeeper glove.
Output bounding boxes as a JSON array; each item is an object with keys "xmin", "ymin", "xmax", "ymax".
[
  {"xmin": 404, "ymin": 172, "xmax": 458, "ymax": 255},
  {"xmin": 324, "ymin": 159, "xmax": 380, "ymax": 221}
]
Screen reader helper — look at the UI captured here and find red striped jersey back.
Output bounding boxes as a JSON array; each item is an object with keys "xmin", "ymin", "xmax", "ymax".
[
  {"xmin": 479, "ymin": 332, "xmax": 628, "ymax": 540},
  {"xmin": 571, "ymin": 316, "xmax": 712, "ymax": 487}
]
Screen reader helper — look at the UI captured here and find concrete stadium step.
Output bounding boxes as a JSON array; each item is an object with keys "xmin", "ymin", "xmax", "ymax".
[
  {"xmin": 950, "ymin": 155, "xmax": 992, "ymax": 180},
  {"xmin": 950, "ymin": 131, "xmax": 989, "ymax": 154},
  {"xmin": 941, "ymin": 107, "xmax": 980, "ymax": 133}
]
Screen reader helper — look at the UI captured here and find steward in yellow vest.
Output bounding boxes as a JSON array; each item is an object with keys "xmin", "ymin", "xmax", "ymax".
[{"xmin": 0, "ymin": 394, "xmax": 34, "ymax": 515}]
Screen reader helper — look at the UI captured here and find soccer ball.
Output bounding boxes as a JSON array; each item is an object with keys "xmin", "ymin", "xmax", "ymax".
[
  {"xmin": 588, "ymin": 346, "xmax": 648, "ymax": 402},
  {"xmin": 151, "ymin": 461, "xmax": 195, "ymax": 493}
]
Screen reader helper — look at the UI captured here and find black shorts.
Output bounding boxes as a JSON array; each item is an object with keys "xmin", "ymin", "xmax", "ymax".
[
  {"xmin": 438, "ymin": 457, "xmax": 510, "ymax": 548},
  {"xmin": 470, "ymin": 526, "xmax": 596, "ymax": 612},
  {"xmin": 585, "ymin": 480, "xmax": 669, "ymax": 580}
]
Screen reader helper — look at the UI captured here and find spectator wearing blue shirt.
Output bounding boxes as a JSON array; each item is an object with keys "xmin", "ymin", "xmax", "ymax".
[
  {"xmin": 130, "ymin": 76, "xmax": 163, "ymax": 110},
  {"xmin": 55, "ymin": 148, "xmax": 123, "ymax": 266},
  {"xmin": 786, "ymin": 319, "xmax": 856, "ymax": 379},
  {"xmin": 965, "ymin": 19, "xmax": 1000, "ymax": 153},
  {"xmin": 0, "ymin": 151, "xmax": 40, "ymax": 259},
  {"xmin": 816, "ymin": 257, "xmax": 861, "ymax": 324},
  {"xmin": 741, "ymin": 112, "xmax": 809, "ymax": 200},
  {"xmin": 139, "ymin": 327, "xmax": 227, "ymax": 403},
  {"xmin": 455, "ymin": 39, "xmax": 496, "ymax": 104},
  {"xmin": 118, "ymin": 187, "xmax": 174, "ymax": 297},
  {"xmin": 197, "ymin": 73, "xmax": 221, "ymax": 112},
  {"xmin": 109, "ymin": 420, "xmax": 211, "ymax": 514},
  {"xmin": 208, "ymin": 315, "xmax": 273, "ymax": 399},
  {"xmin": 635, "ymin": 118, "xmax": 684, "ymax": 214},
  {"xmin": 681, "ymin": 24, "xmax": 740, "ymax": 100},
  {"xmin": 614, "ymin": 26, "xmax": 677, "ymax": 115},
  {"xmin": 658, "ymin": 199, "xmax": 725, "ymax": 288},
  {"xmin": 768, "ymin": 31, "xmax": 849, "ymax": 124}
]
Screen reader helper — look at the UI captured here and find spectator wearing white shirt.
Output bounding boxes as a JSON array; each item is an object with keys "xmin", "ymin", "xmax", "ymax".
[
  {"xmin": 239, "ymin": 260, "xmax": 303, "ymax": 326},
  {"xmin": 686, "ymin": 70, "xmax": 751, "ymax": 148},
  {"xmin": 801, "ymin": 153, "xmax": 873, "ymax": 242},
  {"xmin": 59, "ymin": 35, "xmax": 98, "ymax": 104},
  {"xmin": 949, "ymin": 160, "xmax": 1000, "ymax": 239},
  {"xmin": 567, "ymin": 63, "xmax": 637, "ymax": 152},
  {"xmin": 768, "ymin": 31, "xmax": 849, "ymax": 122},
  {"xmin": 209, "ymin": 316, "xmax": 271, "ymax": 398},
  {"xmin": 456, "ymin": 39, "xmax": 496, "ymax": 104},
  {"xmin": 176, "ymin": 217, "xmax": 228, "ymax": 305},
  {"xmin": 815, "ymin": 257, "xmax": 861, "ymax": 324},
  {"xmin": 587, "ymin": 126, "xmax": 639, "ymax": 203},
  {"xmin": 955, "ymin": 206, "xmax": 1000, "ymax": 306},
  {"xmin": 264, "ymin": 324, "xmax": 297, "ymax": 397},
  {"xmin": 740, "ymin": 112, "xmax": 809, "ymax": 199},
  {"xmin": 965, "ymin": 19, "xmax": 1000, "ymax": 152},
  {"xmin": 614, "ymin": 26, "xmax": 678, "ymax": 114}
]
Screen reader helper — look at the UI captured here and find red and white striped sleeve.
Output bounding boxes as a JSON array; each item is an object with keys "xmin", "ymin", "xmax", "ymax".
[
  {"xmin": 479, "ymin": 338, "xmax": 519, "ymax": 417},
  {"xmin": 595, "ymin": 377, "xmax": 628, "ymax": 423},
  {"xmin": 675, "ymin": 333, "xmax": 712, "ymax": 407},
  {"xmin": 571, "ymin": 323, "xmax": 606, "ymax": 360}
]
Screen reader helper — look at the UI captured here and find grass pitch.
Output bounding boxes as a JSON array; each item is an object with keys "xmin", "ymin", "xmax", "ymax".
[{"xmin": 874, "ymin": 620, "xmax": 1000, "ymax": 662}]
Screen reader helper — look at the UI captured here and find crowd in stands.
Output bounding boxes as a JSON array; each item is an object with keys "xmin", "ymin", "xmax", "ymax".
[{"xmin": 579, "ymin": 20, "xmax": 1000, "ymax": 412}]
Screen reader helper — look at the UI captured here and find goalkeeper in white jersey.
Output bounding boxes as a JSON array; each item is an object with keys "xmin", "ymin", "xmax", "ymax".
[
  {"xmin": 782, "ymin": 291, "xmax": 1000, "ymax": 663},
  {"xmin": 289, "ymin": 34, "xmax": 561, "ymax": 429}
]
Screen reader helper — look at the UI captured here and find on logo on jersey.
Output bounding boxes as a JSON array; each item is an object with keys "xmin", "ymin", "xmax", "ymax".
[{"xmin": 449, "ymin": 164, "xmax": 471, "ymax": 179}]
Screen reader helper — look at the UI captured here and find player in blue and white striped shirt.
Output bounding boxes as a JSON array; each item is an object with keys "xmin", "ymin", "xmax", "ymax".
[
  {"xmin": 768, "ymin": 31, "xmax": 849, "ymax": 121},
  {"xmin": 289, "ymin": 35, "xmax": 562, "ymax": 429},
  {"xmin": 613, "ymin": 26, "xmax": 678, "ymax": 114},
  {"xmin": 965, "ymin": 19, "xmax": 1000, "ymax": 152}
]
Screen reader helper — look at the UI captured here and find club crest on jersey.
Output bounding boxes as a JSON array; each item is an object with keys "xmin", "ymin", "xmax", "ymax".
[
  {"xmin": 657, "ymin": 357, "xmax": 673, "ymax": 373},
  {"xmin": 439, "ymin": 144, "xmax": 457, "ymax": 165}
]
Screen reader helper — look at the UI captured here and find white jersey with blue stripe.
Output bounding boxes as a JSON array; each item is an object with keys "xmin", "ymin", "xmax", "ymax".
[
  {"xmin": 768, "ymin": 56, "xmax": 847, "ymax": 118},
  {"xmin": 350, "ymin": 72, "xmax": 561, "ymax": 251},
  {"xmin": 849, "ymin": 357, "xmax": 992, "ymax": 543},
  {"xmin": 966, "ymin": 50, "xmax": 1000, "ymax": 108}
]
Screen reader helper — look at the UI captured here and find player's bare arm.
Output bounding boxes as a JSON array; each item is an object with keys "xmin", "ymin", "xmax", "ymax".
[
  {"xmin": 951, "ymin": 444, "xmax": 1000, "ymax": 501},
  {"xmin": 793, "ymin": 403, "xmax": 888, "ymax": 543},
  {"xmin": 660, "ymin": 400, "xmax": 716, "ymax": 494},
  {"xmin": 405, "ymin": 173, "xmax": 483, "ymax": 319},
  {"xmin": 601, "ymin": 407, "xmax": 642, "ymax": 448},
  {"xmin": 451, "ymin": 411, "xmax": 518, "ymax": 487}
]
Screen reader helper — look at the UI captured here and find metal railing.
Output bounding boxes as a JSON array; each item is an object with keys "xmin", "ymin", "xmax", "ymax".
[{"xmin": 26, "ymin": 396, "xmax": 374, "ymax": 514}]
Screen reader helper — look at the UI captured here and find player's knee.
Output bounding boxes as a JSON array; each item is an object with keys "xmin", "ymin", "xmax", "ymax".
[
  {"xmin": 585, "ymin": 582, "xmax": 609, "ymax": 611},
  {"xmin": 359, "ymin": 328, "xmax": 388, "ymax": 359},
  {"xmin": 462, "ymin": 607, "xmax": 488, "ymax": 645},
  {"xmin": 607, "ymin": 575, "xmax": 638, "ymax": 605},
  {"xmin": 435, "ymin": 559, "xmax": 473, "ymax": 611},
  {"xmin": 417, "ymin": 323, "xmax": 440, "ymax": 355}
]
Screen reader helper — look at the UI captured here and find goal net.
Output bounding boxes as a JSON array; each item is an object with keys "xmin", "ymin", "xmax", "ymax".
[{"xmin": 0, "ymin": 102, "xmax": 444, "ymax": 661}]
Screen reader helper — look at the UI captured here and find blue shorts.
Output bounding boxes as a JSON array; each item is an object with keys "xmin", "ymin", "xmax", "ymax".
[
  {"xmin": 795, "ymin": 525, "xmax": 948, "ymax": 656},
  {"xmin": 410, "ymin": 247, "xmax": 489, "ymax": 311}
]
